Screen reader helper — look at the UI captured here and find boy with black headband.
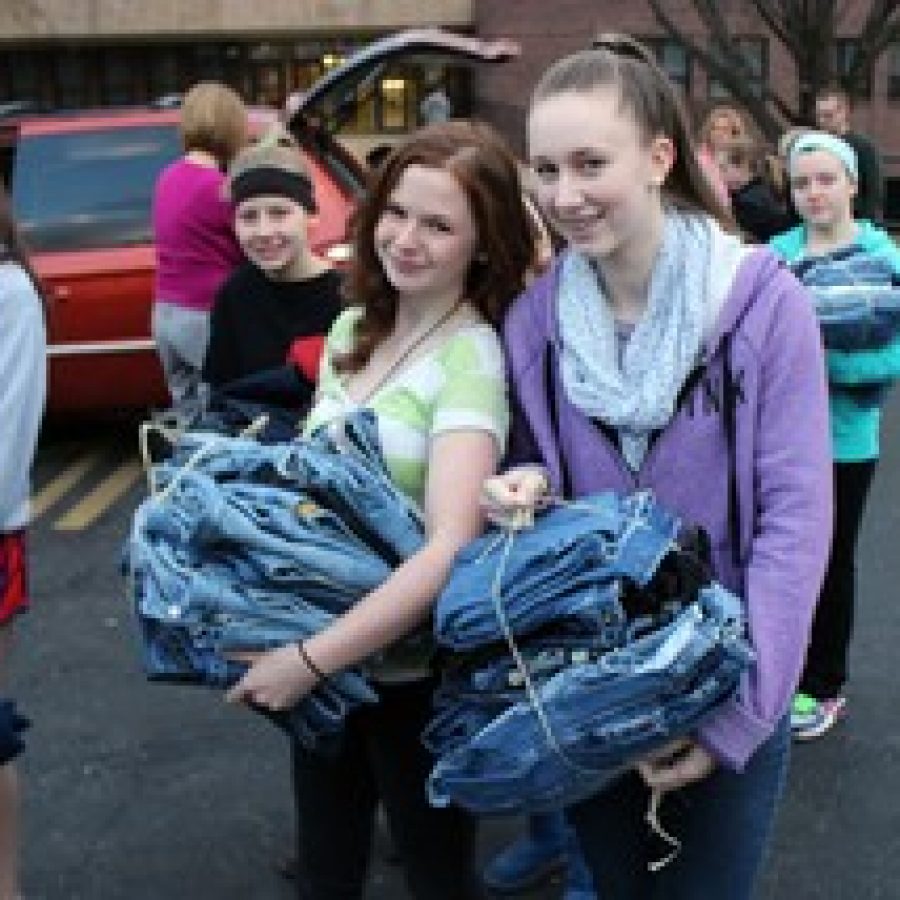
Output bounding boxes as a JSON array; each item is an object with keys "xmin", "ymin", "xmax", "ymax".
[{"xmin": 203, "ymin": 129, "xmax": 342, "ymax": 399}]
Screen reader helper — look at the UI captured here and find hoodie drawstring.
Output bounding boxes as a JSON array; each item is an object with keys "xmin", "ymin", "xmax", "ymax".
[{"xmin": 721, "ymin": 333, "xmax": 742, "ymax": 567}]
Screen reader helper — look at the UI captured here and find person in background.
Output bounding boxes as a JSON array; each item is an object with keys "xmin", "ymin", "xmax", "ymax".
[
  {"xmin": 226, "ymin": 120, "xmax": 536, "ymax": 899},
  {"xmin": 770, "ymin": 132, "xmax": 900, "ymax": 740},
  {"xmin": 700, "ymin": 104, "xmax": 748, "ymax": 151},
  {"xmin": 716, "ymin": 137, "xmax": 793, "ymax": 242},
  {"xmin": 419, "ymin": 78, "xmax": 453, "ymax": 125},
  {"xmin": 202, "ymin": 128, "xmax": 342, "ymax": 403},
  {"xmin": 814, "ymin": 84, "xmax": 883, "ymax": 222},
  {"xmin": 764, "ymin": 126, "xmax": 810, "ymax": 225},
  {"xmin": 151, "ymin": 81, "xmax": 248, "ymax": 425},
  {"xmin": 487, "ymin": 33, "xmax": 832, "ymax": 899},
  {"xmin": 0, "ymin": 183, "xmax": 47, "ymax": 900},
  {"xmin": 696, "ymin": 103, "xmax": 750, "ymax": 210}
]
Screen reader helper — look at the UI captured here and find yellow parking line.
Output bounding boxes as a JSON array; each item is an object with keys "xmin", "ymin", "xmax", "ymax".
[
  {"xmin": 30, "ymin": 453, "xmax": 102, "ymax": 519},
  {"xmin": 54, "ymin": 458, "xmax": 143, "ymax": 532}
]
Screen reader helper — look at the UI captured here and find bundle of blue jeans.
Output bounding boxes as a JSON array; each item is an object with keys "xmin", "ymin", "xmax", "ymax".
[
  {"xmin": 791, "ymin": 245, "xmax": 900, "ymax": 353},
  {"xmin": 424, "ymin": 492, "xmax": 754, "ymax": 815},
  {"xmin": 124, "ymin": 411, "xmax": 425, "ymax": 749}
]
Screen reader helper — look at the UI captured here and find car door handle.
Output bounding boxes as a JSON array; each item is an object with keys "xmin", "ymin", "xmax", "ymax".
[{"xmin": 51, "ymin": 285, "xmax": 71, "ymax": 301}]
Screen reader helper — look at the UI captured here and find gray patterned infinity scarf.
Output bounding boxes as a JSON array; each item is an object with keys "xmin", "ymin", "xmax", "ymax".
[{"xmin": 559, "ymin": 211, "xmax": 732, "ymax": 471}]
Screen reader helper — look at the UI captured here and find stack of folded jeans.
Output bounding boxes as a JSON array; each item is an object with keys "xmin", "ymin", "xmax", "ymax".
[
  {"xmin": 792, "ymin": 246, "xmax": 900, "ymax": 352},
  {"xmin": 124, "ymin": 411, "xmax": 425, "ymax": 748},
  {"xmin": 425, "ymin": 493, "xmax": 753, "ymax": 815}
]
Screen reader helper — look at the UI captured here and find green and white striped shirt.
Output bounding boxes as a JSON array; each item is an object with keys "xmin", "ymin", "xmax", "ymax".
[{"xmin": 304, "ymin": 307, "xmax": 509, "ymax": 507}]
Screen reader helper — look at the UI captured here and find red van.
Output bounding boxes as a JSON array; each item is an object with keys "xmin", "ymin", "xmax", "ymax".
[{"xmin": 5, "ymin": 30, "xmax": 517, "ymax": 414}]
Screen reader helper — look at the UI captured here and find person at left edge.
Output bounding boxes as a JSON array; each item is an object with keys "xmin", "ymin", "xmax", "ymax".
[
  {"xmin": 0, "ymin": 181, "xmax": 47, "ymax": 900},
  {"xmin": 226, "ymin": 120, "xmax": 536, "ymax": 899}
]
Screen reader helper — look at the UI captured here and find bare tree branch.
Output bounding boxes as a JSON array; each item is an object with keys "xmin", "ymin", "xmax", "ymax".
[
  {"xmin": 753, "ymin": 0, "xmax": 797, "ymax": 53},
  {"xmin": 646, "ymin": 0, "xmax": 787, "ymax": 138},
  {"xmin": 840, "ymin": 0, "xmax": 899, "ymax": 92},
  {"xmin": 648, "ymin": 0, "xmax": 900, "ymax": 140}
]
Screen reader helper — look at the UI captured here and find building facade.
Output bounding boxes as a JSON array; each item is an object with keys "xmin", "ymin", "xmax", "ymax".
[
  {"xmin": 0, "ymin": 1, "xmax": 475, "ymax": 143},
  {"xmin": 2, "ymin": 1, "xmax": 898, "ymax": 218}
]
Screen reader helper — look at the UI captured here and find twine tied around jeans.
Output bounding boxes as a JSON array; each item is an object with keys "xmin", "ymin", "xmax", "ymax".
[
  {"xmin": 139, "ymin": 414, "xmax": 270, "ymax": 502},
  {"xmin": 479, "ymin": 480, "xmax": 681, "ymax": 871}
]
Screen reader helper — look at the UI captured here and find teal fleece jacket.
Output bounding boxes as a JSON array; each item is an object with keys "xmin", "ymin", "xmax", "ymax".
[{"xmin": 770, "ymin": 221, "xmax": 900, "ymax": 461}]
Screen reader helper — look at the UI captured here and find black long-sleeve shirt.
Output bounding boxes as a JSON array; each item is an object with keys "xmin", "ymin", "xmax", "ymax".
[
  {"xmin": 843, "ymin": 130, "xmax": 884, "ymax": 223},
  {"xmin": 203, "ymin": 262, "xmax": 342, "ymax": 388}
]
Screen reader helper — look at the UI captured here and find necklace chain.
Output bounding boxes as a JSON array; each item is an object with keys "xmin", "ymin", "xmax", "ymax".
[{"xmin": 353, "ymin": 299, "xmax": 465, "ymax": 405}]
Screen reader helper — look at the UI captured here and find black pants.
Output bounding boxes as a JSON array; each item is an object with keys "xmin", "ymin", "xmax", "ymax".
[
  {"xmin": 800, "ymin": 460, "xmax": 876, "ymax": 700},
  {"xmin": 291, "ymin": 678, "xmax": 481, "ymax": 900}
]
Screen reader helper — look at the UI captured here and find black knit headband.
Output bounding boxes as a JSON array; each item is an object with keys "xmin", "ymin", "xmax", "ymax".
[{"xmin": 231, "ymin": 167, "xmax": 317, "ymax": 213}]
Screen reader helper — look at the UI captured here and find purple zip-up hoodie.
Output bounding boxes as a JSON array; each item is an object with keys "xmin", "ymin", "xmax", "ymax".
[{"xmin": 503, "ymin": 246, "xmax": 833, "ymax": 771}]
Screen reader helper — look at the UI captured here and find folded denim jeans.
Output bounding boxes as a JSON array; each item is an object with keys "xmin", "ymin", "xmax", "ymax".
[
  {"xmin": 138, "ymin": 470, "xmax": 393, "ymax": 605},
  {"xmin": 124, "ymin": 411, "xmax": 420, "ymax": 748},
  {"xmin": 167, "ymin": 411, "xmax": 424, "ymax": 564},
  {"xmin": 435, "ymin": 492, "xmax": 682, "ymax": 651},
  {"xmin": 428, "ymin": 585, "xmax": 752, "ymax": 815},
  {"xmin": 426, "ymin": 494, "xmax": 751, "ymax": 815},
  {"xmin": 425, "ymin": 631, "xmax": 615, "ymax": 756},
  {"xmin": 792, "ymin": 246, "xmax": 900, "ymax": 352}
]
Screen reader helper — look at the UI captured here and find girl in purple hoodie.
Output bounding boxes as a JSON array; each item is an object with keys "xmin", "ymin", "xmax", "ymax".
[{"xmin": 485, "ymin": 35, "xmax": 833, "ymax": 899}]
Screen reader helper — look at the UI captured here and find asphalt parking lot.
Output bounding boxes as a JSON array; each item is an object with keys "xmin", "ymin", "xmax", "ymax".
[{"xmin": 12, "ymin": 402, "xmax": 900, "ymax": 899}]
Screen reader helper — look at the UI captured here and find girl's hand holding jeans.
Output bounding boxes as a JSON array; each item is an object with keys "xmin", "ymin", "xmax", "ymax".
[
  {"xmin": 481, "ymin": 466, "xmax": 551, "ymax": 527},
  {"xmin": 637, "ymin": 737, "xmax": 717, "ymax": 792},
  {"xmin": 226, "ymin": 644, "xmax": 319, "ymax": 710}
]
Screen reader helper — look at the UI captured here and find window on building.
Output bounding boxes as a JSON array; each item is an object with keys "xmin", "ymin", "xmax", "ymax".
[
  {"xmin": 0, "ymin": 39, "xmax": 471, "ymax": 138},
  {"xmin": 290, "ymin": 60, "xmax": 323, "ymax": 94},
  {"xmin": 102, "ymin": 48, "xmax": 137, "ymax": 106},
  {"xmin": 193, "ymin": 44, "xmax": 227, "ymax": 83},
  {"xmin": 8, "ymin": 51, "xmax": 42, "ymax": 102},
  {"xmin": 53, "ymin": 50, "xmax": 91, "ymax": 109},
  {"xmin": 379, "ymin": 76, "xmax": 411, "ymax": 131},
  {"xmin": 887, "ymin": 42, "xmax": 900, "ymax": 100},
  {"xmin": 642, "ymin": 38, "xmax": 690, "ymax": 91},
  {"xmin": 148, "ymin": 49, "xmax": 183, "ymax": 100},
  {"xmin": 322, "ymin": 52, "xmax": 346, "ymax": 72},
  {"xmin": 834, "ymin": 39, "xmax": 872, "ymax": 98},
  {"xmin": 708, "ymin": 37, "xmax": 768, "ymax": 99}
]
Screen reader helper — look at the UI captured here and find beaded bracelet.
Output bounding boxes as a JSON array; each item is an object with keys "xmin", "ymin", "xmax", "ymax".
[{"xmin": 296, "ymin": 642, "xmax": 327, "ymax": 683}]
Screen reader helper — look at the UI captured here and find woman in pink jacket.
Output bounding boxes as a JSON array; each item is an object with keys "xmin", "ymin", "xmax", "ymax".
[{"xmin": 151, "ymin": 81, "xmax": 248, "ymax": 424}]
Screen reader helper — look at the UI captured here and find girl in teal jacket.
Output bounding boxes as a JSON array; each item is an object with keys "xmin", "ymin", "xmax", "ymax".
[{"xmin": 770, "ymin": 130, "xmax": 900, "ymax": 740}]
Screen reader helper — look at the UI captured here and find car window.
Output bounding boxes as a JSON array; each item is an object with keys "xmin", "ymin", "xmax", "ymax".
[{"xmin": 11, "ymin": 123, "xmax": 181, "ymax": 252}]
